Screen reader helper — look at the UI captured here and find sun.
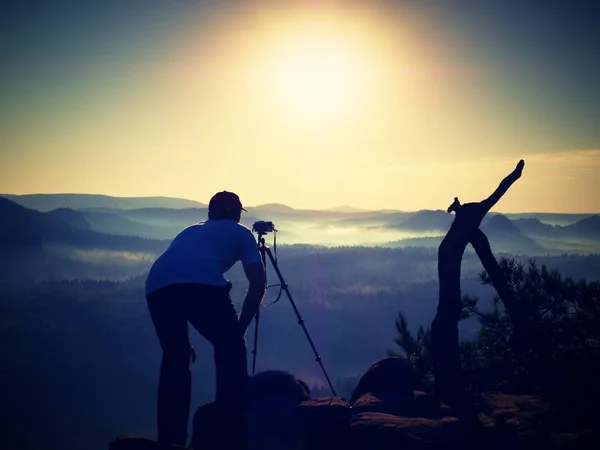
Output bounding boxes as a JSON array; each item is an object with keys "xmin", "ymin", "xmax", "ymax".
[
  {"xmin": 267, "ymin": 32, "xmax": 367, "ymax": 121},
  {"xmin": 174, "ymin": 2, "xmax": 406, "ymax": 131},
  {"xmin": 237, "ymin": 4, "xmax": 385, "ymax": 126}
]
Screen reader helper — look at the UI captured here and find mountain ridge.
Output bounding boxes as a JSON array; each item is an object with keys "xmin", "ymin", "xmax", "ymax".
[
  {"xmin": 2, "ymin": 194, "xmax": 599, "ymax": 252},
  {"xmin": 3, "ymin": 193, "xmax": 599, "ymax": 218},
  {"xmin": 481, "ymin": 214, "xmax": 546, "ymax": 254},
  {"xmin": 0, "ymin": 197, "xmax": 168, "ymax": 253},
  {"xmin": 1, "ymin": 193, "xmax": 206, "ymax": 212}
]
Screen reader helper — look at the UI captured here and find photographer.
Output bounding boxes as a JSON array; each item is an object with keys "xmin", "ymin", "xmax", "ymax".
[{"xmin": 145, "ymin": 191, "xmax": 266, "ymax": 448}]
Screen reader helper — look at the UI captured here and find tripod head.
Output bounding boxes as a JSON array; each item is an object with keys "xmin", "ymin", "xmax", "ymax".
[
  {"xmin": 252, "ymin": 221, "xmax": 277, "ymax": 247},
  {"xmin": 252, "ymin": 220, "xmax": 276, "ymax": 234}
]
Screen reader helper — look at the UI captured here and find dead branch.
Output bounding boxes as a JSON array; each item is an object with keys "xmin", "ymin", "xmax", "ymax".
[{"xmin": 431, "ymin": 160, "xmax": 525, "ymax": 404}]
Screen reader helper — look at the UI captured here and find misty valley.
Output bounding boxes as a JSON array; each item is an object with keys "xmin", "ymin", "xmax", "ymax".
[{"xmin": 1, "ymin": 194, "xmax": 600, "ymax": 450}]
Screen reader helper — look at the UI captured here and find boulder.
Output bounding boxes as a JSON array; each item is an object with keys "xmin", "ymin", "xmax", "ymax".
[
  {"xmin": 297, "ymin": 397, "xmax": 352, "ymax": 450},
  {"xmin": 350, "ymin": 357, "xmax": 424, "ymax": 404},
  {"xmin": 190, "ymin": 402, "xmax": 222, "ymax": 450},
  {"xmin": 348, "ymin": 413, "xmax": 464, "ymax": 450},
  {"xmin": 343, "ymin": 358, "xmax": 467, "ymax": 449},
  {"xmin": 243, "ymin": 370, "xmax": 311, "ymax": 450},
  {"xmin": 247, "ymin": 369, "xmax": 310, "ymax": 404},
  {"xmin": 191, "ymin": 370, "xmax": 311, "ymax": 450}
]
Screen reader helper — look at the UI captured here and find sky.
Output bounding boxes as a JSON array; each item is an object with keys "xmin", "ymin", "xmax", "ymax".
[{"xmin": 1, "ymin": 0, "xmax": 599, "ymax": 213}]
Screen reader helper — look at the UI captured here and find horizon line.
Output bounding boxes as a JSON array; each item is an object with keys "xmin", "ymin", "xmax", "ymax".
[{"xmin": 1, "ymin": 192, "xmax": 599, "ymax": 216}]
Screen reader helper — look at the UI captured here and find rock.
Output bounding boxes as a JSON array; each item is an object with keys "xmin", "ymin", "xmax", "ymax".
[
  {"xmin": 131, "ymin": 365, "xmax": 580, "ymax": 450},
  {"xmin": 477, "ymin": 393, "xmax": 552, "ymax": 429},
  {"xmin": 352, "ymin": 391, "xmax": 455, "ymax": 420},
  {"xmin": 243, "ymin": 370, "xmax": 311, "ymax": 450},
  {"xmin": 191, "ymin": 370, "xmax": 311, "ymax": 450},
  {"xmin": 190, "ymin": 402, "xmax": 221, "ymax": 450},
  {"xmin": 297, "ymin": 397, "xmax": 352, "ymax": 450},
  {"xmin": 247, "ymin": 369, "xmax": 310, "ymax": 404},
  {"xmin": 476, "ymin": 393, "xmax": 554, "ymax": 449},
  {"xmin": 109, "ymin": 436, "xmax": 188, "ymax": 450},
  {"xmin": 350, "ymin": 357, "xmax": 424, "ymax": 404},
  {"xmin": 348, "ymin": 412, "xmax": 464, "ymax": 450}
]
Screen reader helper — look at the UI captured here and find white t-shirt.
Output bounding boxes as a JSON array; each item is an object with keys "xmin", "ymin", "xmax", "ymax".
[{"xmin": 145, "ymin": 219, "xmax": 262, "ymax": 294}]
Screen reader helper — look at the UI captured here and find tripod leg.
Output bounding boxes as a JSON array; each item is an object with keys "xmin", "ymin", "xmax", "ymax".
[
  {"xmin": 263, "ymin": 246, "xmax": 337, "ymax": 397},
  {"xmin": 251, "ymin": 237, "xmax": 267, "ymax": 375},
  {"xmin": 252, "ymin": 310, "xmax": 259, "ymax": 375}
]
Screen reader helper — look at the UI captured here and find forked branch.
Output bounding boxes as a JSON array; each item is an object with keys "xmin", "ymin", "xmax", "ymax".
[{"xmin": 431, "ymin": 159, "xmax": 525, "ymax": 404}]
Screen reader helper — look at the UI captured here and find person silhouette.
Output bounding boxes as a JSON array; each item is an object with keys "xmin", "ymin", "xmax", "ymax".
[{"xmin": 145, "ymin": 191, "xmax": 266, "ymax": 448}]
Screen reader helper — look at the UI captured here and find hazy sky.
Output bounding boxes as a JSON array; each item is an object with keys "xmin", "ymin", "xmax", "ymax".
[{"xmin": 1, "ymin": 0, "xmax": 599, "ymax": 212}]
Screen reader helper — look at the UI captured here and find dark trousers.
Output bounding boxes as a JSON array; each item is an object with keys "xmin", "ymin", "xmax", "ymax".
[{"xmin": 146, "ymin": 282, "xmax": 248, "ymax": 447}]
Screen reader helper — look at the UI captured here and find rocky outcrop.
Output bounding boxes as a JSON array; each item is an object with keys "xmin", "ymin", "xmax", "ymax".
[
  {"xmin": 350, "ymin": 358, "xmax": 464, "ymax": 449},
  {"xmin": 110, "ymin": 357, "xmax": 595, "ymax": 450},
  {"xmin": 349, "ymin": 414, "xmax": 463, "ymax": 450},
  {"xmin": 186, "ymin": 360, "xmax": 463, "ymax": 450}
]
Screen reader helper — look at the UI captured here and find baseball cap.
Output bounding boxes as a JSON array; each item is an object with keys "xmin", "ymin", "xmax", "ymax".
[{"xmin": 208, "ymin": 191, "xmax": 247, "ymax": 214}]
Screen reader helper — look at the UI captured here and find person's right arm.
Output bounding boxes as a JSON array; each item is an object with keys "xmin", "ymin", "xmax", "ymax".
[{"xmin": 238, "ymin": 261, "xmax": 266, "ymax": 335}]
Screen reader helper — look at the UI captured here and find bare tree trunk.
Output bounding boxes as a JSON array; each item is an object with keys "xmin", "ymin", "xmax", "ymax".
[
  {"xmin": 468, "ymin": 229, "xmax": 532, "ymax": 349},
  {"xmin": 431, "ymin": 160, "xmax": 525, "ymax": 403}
]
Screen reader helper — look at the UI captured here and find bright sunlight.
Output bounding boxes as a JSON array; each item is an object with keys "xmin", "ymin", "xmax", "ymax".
[
  {"xmin": 208, "ymin": 2, "xmax": 409, "ymax": 127},
  {"xmin": 265, "ymin": 29, "xmax": 370, "ymax": 121}
]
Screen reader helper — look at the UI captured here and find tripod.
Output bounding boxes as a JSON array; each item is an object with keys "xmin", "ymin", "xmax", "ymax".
[{"xmin": 251, "ymin": 231, "xmax": 337, "ymax": 397}]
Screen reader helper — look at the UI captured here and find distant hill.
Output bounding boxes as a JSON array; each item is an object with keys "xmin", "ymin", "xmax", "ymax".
[
  {"xmin": 108, "ymin": 207, "xmax": 207, "ymax": 223},
  {"xmin": 511, "ymin": 218, "xmax": 562, "ymax": 239},
  {"xmin": 46, "ymin": 208, "xmax": 91, "ymax": 230},
  {"xmin": 512, "ymin": 216, "xmax": 600, "ymax": 246},
  {"xmin": 82, "ymin": 207, "xmax": 211, "ymax": 239},
  {"xmin": 392, "ymin": 210, "xmax": 454, "ymax": 231},
  {"xmin": 0, "ymin": 197, "xmax": 168, "ymax": 253},
  {"xmin": 0, "ymin": 197, "xmax": 53, "ymax": 252},
  {"xmin": 482, "ymin": 214, "xmax": 546, "ymax": 254},
  {"xmin": 1, "ymin": 193, "xmax": 205, "ymax": 212},
  {"xmin": 388, "ymin": 213, "xmax": 547, "ymax": 254},
  {"xmin": 48, "ymin": 207, "xmax": 173, "ymax": 239},
  {"xmin": 503, "ymin": 212, "xmax": 595, "ymax": 226},
  {"xmin": 73, "ymin": 206, "xmax": 265, "ymax": 239},
  {"xmin": 326, "ymin": 205, "xmax": 369, "ymax": 213},
  {"xmin": 387, "ymin": 236, "xmax": 444, "ymax": 249},
  {"xmin": 564, "ymin": 215, "xmax": 600, "ymax": 239},
  {"xmin": 333, "ymin": 211, "xmax": 414, "ymax": 227},
  {"xmin": 80, "ymin": 210, "xmax": 178, "ymax": 239},
  {"xmin": 251, "ymin": 203, "xmax": 297, "ymax": 213}
]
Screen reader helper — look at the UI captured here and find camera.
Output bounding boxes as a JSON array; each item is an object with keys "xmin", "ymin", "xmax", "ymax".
[{"xmin": 252, "ymin": 220, "xmax": 276, "ymax": 233}]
